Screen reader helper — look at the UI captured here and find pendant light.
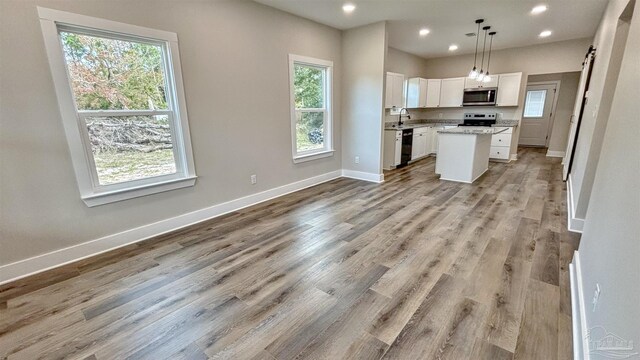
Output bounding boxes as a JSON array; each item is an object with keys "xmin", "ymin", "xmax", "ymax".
[
  {"xmin": 483, "ymin": 31, "xmax": 496, "ymax": 83},
  {"xmin": 468, "ymin": 19, "xmax": 484, "ymax": 79},
  {"xmin": 476, "ymin": 26, "xmax": 490, "ymax": 81}
]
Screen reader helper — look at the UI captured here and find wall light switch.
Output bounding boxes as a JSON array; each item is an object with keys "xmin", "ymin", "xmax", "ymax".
[
  {"xmin": 355, "ymin": 156, "xmax": 360, "ymax": 164},
  {"xmin": 250, "ymin": 174, "xmax": 257, "ymax": 185}
]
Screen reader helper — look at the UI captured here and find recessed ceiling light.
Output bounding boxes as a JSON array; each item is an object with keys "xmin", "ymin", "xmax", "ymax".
[
  {"xmin": 419, "ymin": 28, "xmax": 430, "ymax": 36},
  {"xmin": 539, "ymin": 30, "xmax": 552, "ymax": 37},
  {"xmin": 531, "ymin": 5, "xmax": 548, "ymax": 14},
  {"xmin": 342, "ymin": 3, "xmax": 356, "ymax": 13},
  {"xmin": 449, "ymin": 44, "xmax": 459, "ymax": 51}
]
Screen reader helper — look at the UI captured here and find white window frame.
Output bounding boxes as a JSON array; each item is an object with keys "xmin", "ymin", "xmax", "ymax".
[
  {"xmin": 38, "ymin": 7, "xmax": 196, "ymax": 207},
  {"xmin": 288, "ymin": 54, "xmax": 334, "ymax": 163}
]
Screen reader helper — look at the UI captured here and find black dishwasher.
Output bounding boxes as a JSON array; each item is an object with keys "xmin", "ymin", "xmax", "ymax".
[{"xmin": 399, "ymin": 129, "xmax": 413, "ymax": 167}]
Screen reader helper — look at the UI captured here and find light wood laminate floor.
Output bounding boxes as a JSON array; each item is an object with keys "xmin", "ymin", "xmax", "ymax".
[{"xmin": 0, "ymin": 148, "xmax": 580, "ymax": 360}]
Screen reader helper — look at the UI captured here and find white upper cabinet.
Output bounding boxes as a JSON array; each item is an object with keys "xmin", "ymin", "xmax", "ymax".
[
  {"xmin": 464, "ymin": 75, "xmax": 499, "ymax": 89},
  {"xmin": 426, "ymin": 79, "xmax": 441, "ymax": 108},
  {"xmin": 439, "ymin": 77, "xmax": 465, "ymax": 107},
  {"xmin": 496, "ymin": 72, "xmax": 523, "ymax": 107},
  {"xmin": 385, "ymin": 72, "xmax": 405, "ymax": 109},
  {"xmin": 406, "ymin": 78, "xmax": 428, "ymax": 108}
]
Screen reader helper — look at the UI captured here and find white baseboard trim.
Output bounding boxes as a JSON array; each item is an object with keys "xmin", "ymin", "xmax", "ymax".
[
  {"xmin": 0, "ymin": 169, "xmax": 343, "ymax": 285},
  {"xmin": 566, "ymin": 175, "xmax": 585, "ymax": 233},
  {"xmin": 510, "ymin": 154, "xmax": 518, "ymax": 161},
  {"xmin": 570, "ymin": 250, "xmax": 589, "ymax": 360},
  {"xmin": 547, "ymin": 150, "xmax": 566, "ymax": 158},
  {"xmin": 341, "ymin": 169, "xmax": 384, "ymax": 183}
]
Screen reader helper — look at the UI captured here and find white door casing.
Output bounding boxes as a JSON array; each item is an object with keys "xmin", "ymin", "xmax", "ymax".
[{"xmin": 519, "ymin": 84, "xmax": 557, "ymax": 146}]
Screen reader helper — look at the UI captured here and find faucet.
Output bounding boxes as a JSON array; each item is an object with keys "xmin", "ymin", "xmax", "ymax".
[{"xmin": 398, "ymin": 107, "xmax": 411, "ymax": 126}]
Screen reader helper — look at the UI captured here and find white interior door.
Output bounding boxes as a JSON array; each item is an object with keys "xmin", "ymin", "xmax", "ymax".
[
  {"xmin": 519, "ymin": 84, "xmax": 556, "ymax": 146},
  {"xmin": 563, "ymin": 50, "xmax": 595, "ymax": 180}
]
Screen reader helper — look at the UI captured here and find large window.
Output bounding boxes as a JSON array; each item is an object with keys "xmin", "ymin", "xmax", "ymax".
[
  {"xmin": 288, "ymin": 55, "xmax": 334, "ymax": 162},
  {"xmin": 39, "ymin": 8, "xmax": 196, "ymax": 206}
]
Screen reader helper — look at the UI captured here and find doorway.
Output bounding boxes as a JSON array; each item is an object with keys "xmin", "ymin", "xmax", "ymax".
[{"xmin": 519, "ymin": 83, "xmax": 558, "ymax": 146}]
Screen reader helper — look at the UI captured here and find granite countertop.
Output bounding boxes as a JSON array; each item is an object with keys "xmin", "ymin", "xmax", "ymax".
[
  {"xmin": 494, "ymin": 120, "xmax": 519, "ymax": 127},
  {"xmin": 437, "ymin": 127, "xmax": 509, "ymax": 135},
  {"xmin": 384, "ymin": 119, "xmax": 459, "ymax": 131},
  {"xmin": 384, "ymin": 119, "xmax": 519, "ymax": 131}
]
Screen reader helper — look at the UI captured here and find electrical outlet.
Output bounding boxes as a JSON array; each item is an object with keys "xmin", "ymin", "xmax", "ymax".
[
  {"xmin": 250, "ymin": 174, "xmax": 257, "ymax": 185},
  {"xmin": 355, "ymin": 156, "xmax": 360, "ymax": 164},
  {"xmin": 592, "ymin": 283, "xmax": 601, "ymax": 312}
]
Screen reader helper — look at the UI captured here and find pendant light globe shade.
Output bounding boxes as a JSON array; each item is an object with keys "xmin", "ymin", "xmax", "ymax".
[
  {"xmin": 482, "ymin": 73, "xmax": 491, "ymax": 83},
  {"xmin": 468, "ymin": 67, "xmax": 479, "ymax": 79},
  {"xmin": 469, "ymin": 19, "xmax": 484, "ymax": 81},
  {"xmin": 476, "ymin": 71, "xmax": 485, "ymax": 82}
]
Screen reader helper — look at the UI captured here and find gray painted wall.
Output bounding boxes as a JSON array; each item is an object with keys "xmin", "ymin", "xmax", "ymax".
[
  {"xmin": 341, "ymin": 22, "xmax": 387, "ymax": 175},
  {"xmin": 385, "ymin": 47, "xmax": 429, "ymax": 79},
  {"xmin": 528, "ymin": 72, "xmax": 581, "ymax": 153},
  {"xmin": 0, "ymin": 0, "xmax": 343, "ymax": 265},
  {"xmin": 569, "ymin": 0, "xmax": 633, "ymax": 219},
  {"xmin": 420, "ymin": 38, "xmax": 591, "ymax": 79},
  {"xmin": 577, "ymin": 0, "xmax": 639, "ymax": 353}
]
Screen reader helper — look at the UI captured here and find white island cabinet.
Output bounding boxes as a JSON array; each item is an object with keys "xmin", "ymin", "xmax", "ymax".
[{"xmin": 435, "ymin": 127, "xmax": 508, "ymax": 183}]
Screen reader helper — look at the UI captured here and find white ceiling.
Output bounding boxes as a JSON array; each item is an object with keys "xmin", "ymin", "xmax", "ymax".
[{"xmin": 254, "ymin": 0, "xmax": 608, "ymax": 59}]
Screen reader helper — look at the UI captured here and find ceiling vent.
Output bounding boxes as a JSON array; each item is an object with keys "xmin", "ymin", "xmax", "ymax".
[{"xmin": 465, "ymin": 32, "xmax": 477, "ymax": 37}]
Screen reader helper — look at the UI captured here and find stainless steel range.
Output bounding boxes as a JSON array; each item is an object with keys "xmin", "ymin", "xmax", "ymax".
[{"xmin": 460, "ymin": 113, "xmax": 497, "ymax": 127}]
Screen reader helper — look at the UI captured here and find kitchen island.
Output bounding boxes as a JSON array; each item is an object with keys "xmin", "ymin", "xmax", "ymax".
[{"xmin": 435, "ymin": 127, "xmax": 508, "ymax": 183}]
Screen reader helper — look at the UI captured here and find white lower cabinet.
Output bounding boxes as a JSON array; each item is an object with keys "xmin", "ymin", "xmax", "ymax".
[
  {"xmin": 489, "ymin": 127, "xmax": 512, "ymax": 160},
  {"xmin": 383, "ymin": 130, "xmax": 403, "ymax": 170},
  {"xmin": 489, "ymin": 147, "xmax": 510, "ymax": 160},
  {"xmin": 411, "ymin": 127, "xmax": 429, "ymax": 160}
]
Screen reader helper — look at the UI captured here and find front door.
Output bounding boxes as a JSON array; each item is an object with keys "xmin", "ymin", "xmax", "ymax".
[{"xmin": 519, "ymin": 84, "xmax": 556, "ymax": 146}]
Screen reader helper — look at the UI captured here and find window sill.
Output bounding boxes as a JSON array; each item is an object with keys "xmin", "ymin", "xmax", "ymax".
[
  {"xmin": 82, "ymin": 176, "xmax": 197, "ymax": 207},
  {"xmin": 293, "ymin": 150, "xmax": 335, "ymax": 164}
]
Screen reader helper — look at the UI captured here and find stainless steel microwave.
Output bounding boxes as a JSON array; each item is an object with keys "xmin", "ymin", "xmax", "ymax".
[{"xmin": 462, "ymin": 87, "xmax": 498, "ymax": 106}]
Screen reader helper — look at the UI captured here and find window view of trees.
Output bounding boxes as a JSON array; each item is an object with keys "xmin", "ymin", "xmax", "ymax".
[
  {"xmin": 293, "ymin": 64, "xmax": 326, "ymax": 153},
  {"xmin": 60, "ymin": 32, "xmax": 168, "ymax": 110},
  {"xmin": 60, "ymin": 31, "xmax": 176, "ymax": 185}
]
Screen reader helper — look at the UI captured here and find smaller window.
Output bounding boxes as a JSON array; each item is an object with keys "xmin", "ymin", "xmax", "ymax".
[
  {"xmin": 523, "ymin": 89, "xmax": 547, "ymax": 118},
  {"xmin": 289, "ymin": 55, "xmax": 334, "ymax": 162}
]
